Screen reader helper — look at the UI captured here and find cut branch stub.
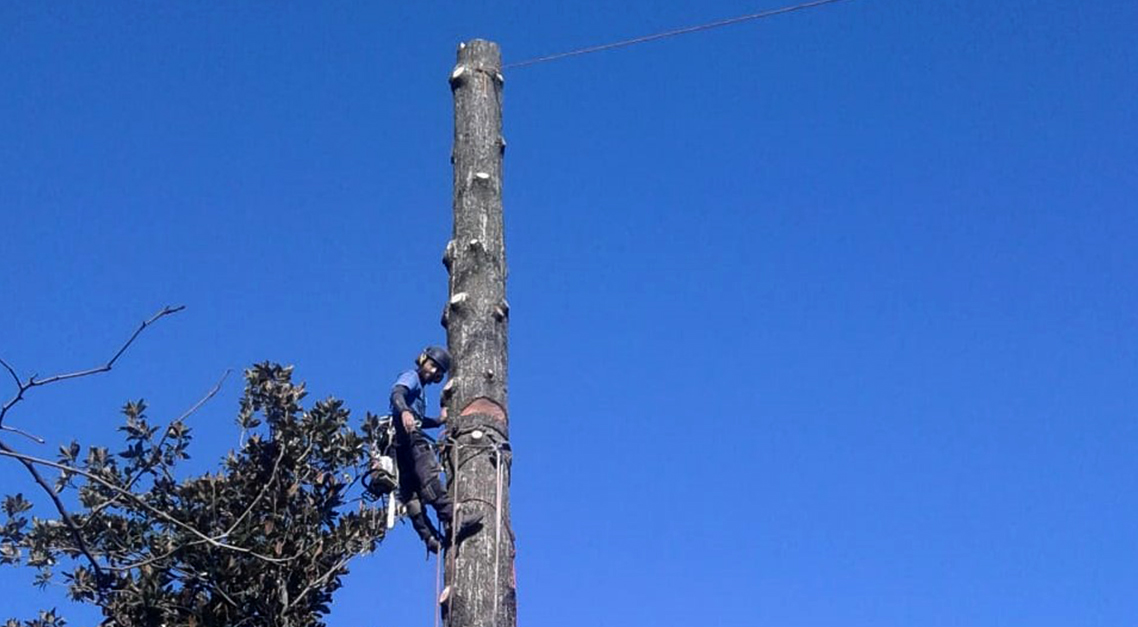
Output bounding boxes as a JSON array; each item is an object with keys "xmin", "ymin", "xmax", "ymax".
[
  {"xmin": 492, "ymin": 299, "xmax": 510, "ymax": 322},
  {"xmin": 443, "ymin": 239, "xmax": 457, "ymax": 270}
]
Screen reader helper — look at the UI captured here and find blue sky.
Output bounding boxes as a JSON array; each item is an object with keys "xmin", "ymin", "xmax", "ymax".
[{"xmin": 2, "ymin": 1, "xmax": 1135, "ymax": 625}]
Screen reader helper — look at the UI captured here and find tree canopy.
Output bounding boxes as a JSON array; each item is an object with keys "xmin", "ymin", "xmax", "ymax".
[{"xmin": 2, "ymin": 363, "xmax": 391, "ymax": 627}]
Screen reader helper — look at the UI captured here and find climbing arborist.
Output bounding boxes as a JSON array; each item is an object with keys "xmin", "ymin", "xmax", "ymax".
[{"xmin": 387, "ymin": 345, "xmax": 480, "ymax": 554}]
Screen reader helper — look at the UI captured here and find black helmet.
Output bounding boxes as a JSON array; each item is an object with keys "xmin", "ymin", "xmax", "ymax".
[{"xmin": 422, "ymin": 345, "xmax": 452, "ymax": 374}]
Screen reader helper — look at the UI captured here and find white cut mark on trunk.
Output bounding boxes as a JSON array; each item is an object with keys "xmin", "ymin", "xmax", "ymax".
[{"xmin": 443, "ymin": 239, "xmax": 457, "ymax": 268}]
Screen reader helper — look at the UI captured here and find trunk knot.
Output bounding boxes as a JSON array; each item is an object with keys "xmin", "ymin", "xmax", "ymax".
[
  {"xmin": 442, "ymin": 239, "xmax": 457, "ymax": 269},
  {"xmin": 493, "ymin": 299, "xmax": 510, "ymax": 321}
]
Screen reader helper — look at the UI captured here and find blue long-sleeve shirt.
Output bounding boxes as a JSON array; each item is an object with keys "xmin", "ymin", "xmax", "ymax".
[{"xmin": 390, "ymin": 369, "xmax": 442, "ymax": 436}]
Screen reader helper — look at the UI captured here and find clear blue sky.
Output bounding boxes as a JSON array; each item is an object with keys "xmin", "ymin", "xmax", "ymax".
[{"xmin": 2, "ymin": 1, "xmax": 1135, "ymax": 625}]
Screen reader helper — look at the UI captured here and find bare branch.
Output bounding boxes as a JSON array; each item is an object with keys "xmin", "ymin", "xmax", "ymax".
[
  {"xmin": 1, "ymin": 424, "xmax": 45, "ymax": 444},
  {"xmin": 25, "ymin": 305, "xmax": 186, "ymax": 387},
  {"xmin": 0, "ymin": 447, "xmax": 297, "ymax": 565},
  {"xmin": 207, "ymin": 578, "xmax": 241, "ymax": 610},
  {"xmin": 0, "ymin": 357, "xmax": 20, "ymax": 388},
  {"xmin": 174, "ymin": 368, "xmax": 230, "ymax": 424},
  {"xmin": 0, "ymin": 305, "xmax": 185, "ymax": 427},
  {"xmin": 103, "ymin": 305, "xmax": 186, "ymax": 371},
  {"xmin": 0, "ymin": 388, "xmax": 28, "ymax": 430},
  {"xmin": 104, "ymin": 538, "xmax": 207, "ymax": 572}
]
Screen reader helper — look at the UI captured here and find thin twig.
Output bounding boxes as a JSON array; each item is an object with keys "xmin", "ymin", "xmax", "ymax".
[
  {"xmin": 102, "ymin": 305, "xmax": 186, "ymax": 373},
  {"xmin": 0, "ymin": 357, "xmax": 20, "ymax": 388},
  {"xmin": 146, "ymin": 369, "xmax": 229, "ymax": 485},
  {"xmin": 174, "ymin": 369, "xmax": 231, "ymax": 424},
  {"xmin": 104, "ymin": 538, "xmax": 206, "ymax": 572},
  {"xmin": 208, "ymin": 578, "xmax": 241, "ymax": 609},
  {"xmin": 0, "ymin": 305, "xmax": 185, "ymax": 427},
  {"xmin": 1, "ymin": 424, "xmax": 45, "ymax": 444},
  {"xmin": 22, "ymin": 305, "xmax": 184, "ymax": 387}
]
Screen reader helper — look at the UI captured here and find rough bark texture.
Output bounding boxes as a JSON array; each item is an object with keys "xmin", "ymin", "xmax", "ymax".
[{"xmin": 442, "ymin": 39, "xmax": 516, "ymax": 627}]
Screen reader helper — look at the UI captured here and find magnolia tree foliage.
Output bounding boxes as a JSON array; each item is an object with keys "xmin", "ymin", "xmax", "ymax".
[{"xmin": 1, "ymin": 363, "xmax": 391, "ymax": 627}]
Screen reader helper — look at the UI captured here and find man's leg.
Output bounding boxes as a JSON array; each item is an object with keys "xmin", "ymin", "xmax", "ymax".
[
  {"xmin": 403, "ymin": 496, "xmax": 442, "ymax": 553},
  {"xmin": 409, "ymin": 436, "xmax": 453, "ymax": 524},
  {"xmin": 409, "ymin": 435, "xmax": 483, "ymax": 545},
  {"xmin": 397, "ymin": 444, "xmax": 442, "ymax": 552}
]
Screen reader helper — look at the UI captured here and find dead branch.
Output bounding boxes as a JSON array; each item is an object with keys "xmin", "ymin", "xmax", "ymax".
[
  {"xmin": 173, "ymin": 368, "xmax": 230, "ymax": 424},
  {"xmin": 0, "ymin": 305, "xmax": 185, "ymax": 428},
  {"xmin": 1, "ymin": 424, "xmax": 45, "ymax": 444}
]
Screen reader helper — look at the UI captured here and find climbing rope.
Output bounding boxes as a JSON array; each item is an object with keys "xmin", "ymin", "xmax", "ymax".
[
  {"xmin": 434, "ymin": 550, "xmax": 443, "ymax": 627},
  {"xmin": 493, "ymin": 444, "xmax": 504, "ymax": 620},
  {"xmin": 439, "ymin": 428, "xmax": 512, "ymax": 624}
]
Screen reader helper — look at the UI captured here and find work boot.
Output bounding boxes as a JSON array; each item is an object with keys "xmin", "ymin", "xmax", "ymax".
[{"xmin": 424, "ymin": 535, "xmax": 442, "ymax": 556}]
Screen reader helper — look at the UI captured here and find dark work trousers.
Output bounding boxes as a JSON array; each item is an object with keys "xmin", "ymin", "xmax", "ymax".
[{"xmin": 396, "ymin": 430, "xmax": 453, "ymax": 543}]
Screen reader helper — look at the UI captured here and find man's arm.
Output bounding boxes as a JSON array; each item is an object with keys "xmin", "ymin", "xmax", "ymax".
[
  {"xmin": 417, "ymin": 402, "xmax": 447, "ymax": 429},
  {"xmin": 391, "ymin": 385, "xmax": 418, "ymax": 434},
  {"xmin": 421, "ymin": 396, "xmax": 448, "ymax": 429}
]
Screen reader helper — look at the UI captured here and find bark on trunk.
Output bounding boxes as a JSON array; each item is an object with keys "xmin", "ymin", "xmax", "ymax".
[{"xmin": 442, "ymin": 39, "xmax": 516, "ymax": 627}]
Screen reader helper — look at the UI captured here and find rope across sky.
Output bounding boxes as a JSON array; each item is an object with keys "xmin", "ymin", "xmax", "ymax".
[{"xmin": 503, "ymin": 0, "xmax": 857, "ymax": 69}]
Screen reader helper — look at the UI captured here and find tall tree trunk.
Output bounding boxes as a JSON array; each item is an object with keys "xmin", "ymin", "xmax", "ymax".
[{"xmin": 442, "ymin": 39, "xmax": 516, "ymax": 627}]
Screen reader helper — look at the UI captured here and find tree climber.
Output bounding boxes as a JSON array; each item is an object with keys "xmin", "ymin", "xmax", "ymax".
[{"xmin": 387, "ymin": 345, "xmax": 481, "ymax": 554}]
